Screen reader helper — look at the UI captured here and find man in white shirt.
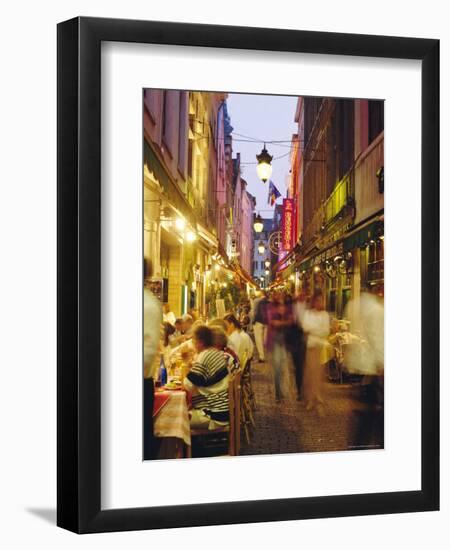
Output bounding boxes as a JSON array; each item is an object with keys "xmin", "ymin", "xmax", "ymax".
[
  {"xmin": 143, "ymin": 260, "xmax": 163, "ymax": 459},
  {"xmin": 252, "ymin": 292, "xmax": 269, "ymax": 362},
  {"xmin": 224, "ymin": 313, "xmax": 254, "ymax": 366},
  {"xmin": 162, "ymin": 303, "xmax": 176, "ymax": 326},
  {"xmin": 144, "ymin": 288, "xmax": 163, "ymax": 379}
]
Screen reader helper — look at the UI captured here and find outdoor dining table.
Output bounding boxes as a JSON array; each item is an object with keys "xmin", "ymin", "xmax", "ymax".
[{"xmin": 153, "ymin": 387, "xmax": 191, "ymax": 449}]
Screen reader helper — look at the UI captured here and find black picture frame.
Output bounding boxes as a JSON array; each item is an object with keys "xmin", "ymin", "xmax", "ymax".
[{"xmin": 57, "ymin": 16, "xmax": 439, "ymax": 533}]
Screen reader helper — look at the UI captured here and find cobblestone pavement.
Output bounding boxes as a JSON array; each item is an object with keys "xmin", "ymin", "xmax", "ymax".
[{"xmin": 240, "ymin": 360, "xmax": 379, "ymax": 456}]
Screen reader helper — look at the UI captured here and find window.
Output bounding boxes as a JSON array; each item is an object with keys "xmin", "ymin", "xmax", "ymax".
[
  {"xmin": 327, "ymin": 274, "xmax": 338, "ymax": 315},
  {"xmin": 161, "ymin": 90, "xmax": 168, "ymax": 139},
  {"xmin": 367, "ymin": 240, "xmax": 384, "ymax": 284},
  {"xmin": 143, "ymin": 89, "xmax": 158, "ymax": 123},
  {"xmin": 368, "ymin": 100, "xmax": 384, "ymax": 143},
  {"xmin": 328, "ymin": 290, "xmax": 337, "ymax": 315},
  {"xmin": 178, "ymin": 92, "xmax": 188, "ymax": 176},
  {"xmin": 341, "ymin": 288, "xmax": 352, "ymax": 316},
  {"xmin": 303, "ymin": 97, "xmax": 323, "ymax": 147},
  {"xmin": 161, "ymin": 91, "xmax": 179, "ymax": 157},
  {"xmin": 162, "ymin": 278, "xmax": 169, "ymax": 303},
  {"xmin": 337, "ymin": 99, "xmax": 354, "ymax": 179},
  {"xmin": 187, "ymin": 139, "xmax": 193, "ymax": 179}
]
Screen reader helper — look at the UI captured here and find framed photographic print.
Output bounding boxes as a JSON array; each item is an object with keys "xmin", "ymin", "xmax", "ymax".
[{"xmin": 57, "ymin": 17, "xmax": 439, "ymax": 533}]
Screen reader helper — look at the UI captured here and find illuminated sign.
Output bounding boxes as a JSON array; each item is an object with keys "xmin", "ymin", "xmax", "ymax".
[{"xmin": 281, "ymin": 198, "xmax": 294, "ymax": 251}]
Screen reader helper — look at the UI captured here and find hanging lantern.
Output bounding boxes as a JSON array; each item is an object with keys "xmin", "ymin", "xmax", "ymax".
[
  {"xmin": 257, "ymin": 241, "xmax": 265, "ymax": 255},
  {"xmin": 256, "ymin": 144, "xmax": 273, "ymax": 183},
  {"xmin": 253, "ymin": 213, "xmax": 264, "ymax": 233},
  {"xmin": 264, "ymin": 260, "xmax": 270, "ymax": 268},
  {"xmin": 325, "ymin": 259, "xmax": 337, "ymax": 279}
]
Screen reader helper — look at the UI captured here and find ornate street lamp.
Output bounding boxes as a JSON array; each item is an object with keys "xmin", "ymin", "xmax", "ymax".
[
  {"xmin": 265, "ymin": 269, "xmax": 270, "ymax": 276},
  {"xmin": 257, "ymin": 241, "xmax": 265, "ymax": 255},
  {"xmin": 264, "ymin": 259, "xmax": 270, "ymax": 268},
  {"xmin": 253, "ymin": 213, "xmax": 264, "ymax": 233},
  {"xmin": 256, "ymin": 144, "xmax": 273, "ymax": 183}
]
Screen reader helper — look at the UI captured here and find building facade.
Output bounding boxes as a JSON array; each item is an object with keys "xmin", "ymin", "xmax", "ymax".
[
  {"xmin": 240, "ymin": 189, "xmax": 256, "ymax": 275},
  {"xmin": 283, "ymin": 96, "xmax": 384, "ymax": 318},
  {"xmin": 143, "ymin": 90, "xmax": 257, "ymax": 318}
]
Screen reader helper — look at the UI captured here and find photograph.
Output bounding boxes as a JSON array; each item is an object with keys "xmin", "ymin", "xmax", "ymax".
[{"xmin": 143, "ymin": 90, "xmax": 385, "ymax": 460}]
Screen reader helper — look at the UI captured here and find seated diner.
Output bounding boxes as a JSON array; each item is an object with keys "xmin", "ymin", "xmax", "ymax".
[{"xmin": 183, "ymin": 325, "xmax": 230, "ymax": 429}]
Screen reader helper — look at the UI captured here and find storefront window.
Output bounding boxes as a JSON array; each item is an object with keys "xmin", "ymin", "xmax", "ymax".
[
  {"xmin": 327, "ymin": 274, "xmax": 338, "ymax": 315},
  {"xmin": 342, "ymin": 287, "xmax": 352, "ymax": 315},
  {"xmin": 329, "ymin": 290, "xmax": 337, "ymax": 315},
  {"xmin": 367, "ymin": 240, "xmax": 384, "ymax": 285},
  {"xmin": 339, "ymin": 270, "xmax": 352, "ymax": 318}
]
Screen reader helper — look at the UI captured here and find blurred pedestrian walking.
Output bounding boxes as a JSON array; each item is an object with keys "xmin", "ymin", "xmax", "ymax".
[
  {"xmin": 267, "ymin": 292, "xmax": 296, "ymax": 402},
  {"xmin": 288, "ymin": 291, "xmax": 308, "ymax": 401},
  {"xmin": 344, "ymin": 291, "xmax": 384, "ymax": 448},
  {"xmin": 301, "ymin": 291, "xmax": 330, "ymax": 413},
  {"xmin": 252, "ymin": 291, "xmax": 269, "ymax": 362}
]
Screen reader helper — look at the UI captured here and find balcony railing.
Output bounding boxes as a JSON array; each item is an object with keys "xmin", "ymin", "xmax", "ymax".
[
  {"xmin": 324, "ymin": 171, "xmax": 353, "ymax": 224},
  {"xmin": 302, "ymin": 168, "xmax": 355, "ymax": 249}
]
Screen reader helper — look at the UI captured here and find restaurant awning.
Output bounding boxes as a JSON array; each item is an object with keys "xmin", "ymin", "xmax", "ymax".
[
  {"xmin": 233, "ymin": 262, "xmax": 258, "ymax": 288},
  {"xmin": 295, "ymin": 216, "xmax": 384, "ymax": 272},
  {"xmin": 144, "ymin": 141, "xmax": 169, "ymax": 193},
  {"xmin": 144, "ymin": 140, "xmax": 197, "ymax": 228},
  {"xmin": 343, "ymin": 220, "xmax": 384, "ymax": 252},
  {"xmin": 298, "ymin": 257, "xmax": 313, "ymax": 272}
]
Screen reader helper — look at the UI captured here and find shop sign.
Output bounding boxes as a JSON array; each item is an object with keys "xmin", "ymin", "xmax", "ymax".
[{"xmin": 281, "ymin": 198, "xmax": 294, "ymax": 251}]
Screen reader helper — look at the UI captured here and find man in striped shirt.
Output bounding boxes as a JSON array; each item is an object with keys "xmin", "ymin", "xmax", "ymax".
[{"xmin": 183, "ymin": 325, "xmax": 230, "ymax": 429}]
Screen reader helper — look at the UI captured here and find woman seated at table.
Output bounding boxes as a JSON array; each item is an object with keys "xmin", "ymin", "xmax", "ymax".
[
  {"xmin": 183, "ymin": 325, "xmax": 230, "ymax": 429},
  {"xmin": 210, "ymin": 326, "xmax": 240, "ymax": 374}
]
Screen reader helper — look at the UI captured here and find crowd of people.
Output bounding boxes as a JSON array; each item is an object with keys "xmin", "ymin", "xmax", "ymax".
[
  {"xmin": 250, "ymin": 289, "xmax": 331, "ymax": 411},
  {"xmin": 144, "ymin": 273, "xmax": 256, "ymax": 447},
  {"xmin": 147, "ymin": 287, "xmax": 337, "ymax": 425},
  {"xmin": 144, "ymin": 258, "xmax": 385, "ymax": 457}
]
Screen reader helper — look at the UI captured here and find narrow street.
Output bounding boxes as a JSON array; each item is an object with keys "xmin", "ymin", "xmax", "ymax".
[
  {"xmin": 143, "ymin": 90, "xmax": 385, "ymax": 462},
  {"xmin": 240, "ymin": 360, "xmax": 363, "ymax": 456}
]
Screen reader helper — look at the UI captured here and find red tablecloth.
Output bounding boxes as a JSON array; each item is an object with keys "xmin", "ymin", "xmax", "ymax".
[
  {"xmin": 153, "ymin": 392, "xmax": 171, "ymax": 417},
  {"xmin": 153, "ymin": 389, "xmax": 191, "ymax": 446}
]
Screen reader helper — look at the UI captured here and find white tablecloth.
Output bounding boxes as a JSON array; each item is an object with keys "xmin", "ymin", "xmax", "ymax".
[{"xmin": 153, "ymin": 391, "xmax": 191, "ymax": 446}]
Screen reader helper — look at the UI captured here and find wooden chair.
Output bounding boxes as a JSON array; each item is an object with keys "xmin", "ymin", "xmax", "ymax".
[
  {"xmin": 189, "ymin": 370, "xmax": 241, "ymax": 457},
  {"xmin": 240, "ymin": 359, "xmax": 255, "ymax": 444},
  {"xmin": 233, "ymin": 368, "xmax": 242, "ymax": 456}
]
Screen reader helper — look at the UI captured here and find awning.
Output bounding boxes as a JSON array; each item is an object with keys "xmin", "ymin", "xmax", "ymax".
[
  {"xmin": 144, "ymin": 140, "xmax": 196, "ymax": 228},
  {"xmin": 144, "ymin": 141, "xmax": 169, "ymax": 192},
  {"xmin": 233, "ymin": 262, "xmax": 258, "ymax": 288},
  {"xmin": 295, "ymin": 216, "xmax": 383, "ymax": 272},
  {"xmin": 343, "ymin": 220, "xmax": 384, "ymax": 252},
  {"xmin": 298, "ymin": 257, "xmax": 313, "ymax": 272}
]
